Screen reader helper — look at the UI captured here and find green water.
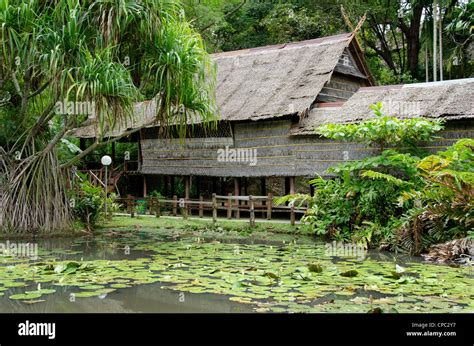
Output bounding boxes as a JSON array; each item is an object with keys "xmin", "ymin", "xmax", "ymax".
[{"xmin": 0, "ymin": 228, "xmax": 472, "ymax": 313}]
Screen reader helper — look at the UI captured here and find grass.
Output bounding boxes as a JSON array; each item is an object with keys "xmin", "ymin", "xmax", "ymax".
[
  {"xmin": 0, "ymin": 215, "xmax": 309, "ymax": 241},
  {"xmin": 101, "ymin": 215, "xmax": 308, "ymax": 236}
]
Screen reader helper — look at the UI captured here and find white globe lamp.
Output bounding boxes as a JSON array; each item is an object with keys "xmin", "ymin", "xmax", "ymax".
[{"xmin": 101, "ymin": 155, "xmax": 112, "ymax": 216}]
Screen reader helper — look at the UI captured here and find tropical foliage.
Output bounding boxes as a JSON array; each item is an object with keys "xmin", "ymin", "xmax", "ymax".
[
  {"xmin": 0, "ymin": 0, "xmax": 216, "ymax": 233},
  {"xmin": 71, "ymin": 178, "xmax": 105, "ymax": 232},
  {"xmin": 278, "ymin": 104, "xmax": 473, "ymax": 254}
]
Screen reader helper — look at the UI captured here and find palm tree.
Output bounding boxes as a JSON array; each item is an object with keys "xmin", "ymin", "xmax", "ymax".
[{"xmin": 0, "ymin": 0, "xmax": 216, "ymax": 233}]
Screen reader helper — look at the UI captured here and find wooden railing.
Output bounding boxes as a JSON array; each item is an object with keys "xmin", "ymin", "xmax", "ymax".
[{"xmin": 115, "ymin": 193, "xmax": 307, "ymax": 226}]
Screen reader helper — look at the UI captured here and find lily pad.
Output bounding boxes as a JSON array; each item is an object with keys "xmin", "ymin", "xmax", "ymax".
[
  {"xmin": 9, "ymin": 293, "xmax": 42, "ymax": 300},
  {"xmin": 340, "ymin": 270, "xmax": 358, "ymax": 277},
  {"xmin": 308, "ymin": 264, "xmax": 323, "ymax": 273}
]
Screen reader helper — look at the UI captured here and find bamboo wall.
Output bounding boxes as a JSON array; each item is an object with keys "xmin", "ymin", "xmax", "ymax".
[{"xmin": 140, "ymin": 119, "xmax": 473, "ymax": 178}]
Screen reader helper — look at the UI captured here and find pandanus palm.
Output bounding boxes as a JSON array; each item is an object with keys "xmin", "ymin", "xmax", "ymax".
[{"xmin": 0, "ymin": 0, "xmax": 216, "ymax": 233}]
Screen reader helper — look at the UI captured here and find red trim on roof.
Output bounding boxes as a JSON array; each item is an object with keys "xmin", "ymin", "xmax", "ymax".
[{"xmin": 316, "ymin": 102, "xmax": 345, "ymax": 108}]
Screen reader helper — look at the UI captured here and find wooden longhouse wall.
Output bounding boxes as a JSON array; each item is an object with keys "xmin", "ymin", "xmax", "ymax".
[{"xmin": 139, "ymin": 118, "xmax": 473, "ymax": 178}]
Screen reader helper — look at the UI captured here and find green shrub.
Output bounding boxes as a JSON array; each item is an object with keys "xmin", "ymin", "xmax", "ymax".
[
  {"xmin": 72, "ymin": 180, "xmax": 104, "ymax": 232},
  {"xmin": 278, "ymin": 104, "xmax": 472, "ymax": 254},
  {"xmin": 135, "ymin": 200, "xmax": 147, "ymax": 215}
]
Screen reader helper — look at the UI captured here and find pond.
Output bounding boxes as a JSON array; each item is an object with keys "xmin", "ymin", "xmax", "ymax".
[{"xmin": 0, "ymin": 226, "xmax": 473, "ymax": 313}]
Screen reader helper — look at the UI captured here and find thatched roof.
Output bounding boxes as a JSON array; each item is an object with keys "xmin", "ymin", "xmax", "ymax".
[
  {"xmin": 70, "ymin": 33, "xmax": 360, "ymax": 138},
  {"xmin": 290, "ymin": 78, "xmax": 474, "ymax": 135},
  {"xmin": 213, "ymin": 33, "xmax": 354, "ymax": 121}
]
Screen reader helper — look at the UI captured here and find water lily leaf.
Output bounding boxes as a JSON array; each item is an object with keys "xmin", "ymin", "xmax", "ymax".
[
  {"xmin": 308, "ymin": 264, "xmax": 323, "ymax": 273},
  {"xmin": 25, "ymin": 289, "xmax": 56, "ymax": 295},
  {"xmin": 73, "ymin": 291, "xmax": 103, "ymax": 298},
  {"xmin": 264, "ymin": 272, "xmax": 279, "ymax": 279},
  {"xmin": 80, "ymin": 284, "xmax": 105, "ymax": 290},
  {"xmin": 340, "ymin": 270, "xmax": 358, "ymax": 277},
  {"xmin": 388, "ymin": 271, "xmax": 402, "ymax": 279},
  {"xmin": 3, "ymin": 281, "xmax": 28, "ymax": 288},
  {"xmin": 110, "ymin": 283, "xmax": 131, "ymax": 289},
  {"xmin": 10, "ymin": 293, "xmax": 42, "ymax": 300}
]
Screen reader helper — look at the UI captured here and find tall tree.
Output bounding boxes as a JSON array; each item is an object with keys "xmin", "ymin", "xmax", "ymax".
[{"xmin": 0, "ymin": 0, "xmax": 216, "ymax": 233}]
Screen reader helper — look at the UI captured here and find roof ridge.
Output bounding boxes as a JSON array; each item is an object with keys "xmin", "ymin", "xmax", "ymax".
[{"xmin": 211, "ymin": 33, "xmax": 351, "ymax": 58}]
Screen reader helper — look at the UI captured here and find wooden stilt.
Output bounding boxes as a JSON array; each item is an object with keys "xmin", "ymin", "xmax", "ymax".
[
  {"xmin": 260, "ymin": 177, "xmax": 266, "ymax": 218},
  {"xmin": 267, "ymin": 193, "xmax": 273, "ymax": 220},
  {"xmin": 199, "ymin": 195, "xmax": 203, "ymax": 218},
  {"xmin": 234, "ymin": 178, "xmax": 240, "ymax": 219},
  {"xmin": 185, "ymin": 176, "xmax": 190, "ymax": 216},
  {"xmin": 227, "ymin": 193, "xmax": 232, "ymax": 219},
  {"xmin": 290, "ymin": 176, "xmax": 296, "ymax": 195},
  {"xmin": 172, "ymin": 195, "xmax": 177, "ymax": 216},
  {"xmin": 212, "ymin": 193, "xmax": 217, "ymax": 223},
  {"xmin": 249, "ymin": 195, "xmax": 255, "ymax": 228}
]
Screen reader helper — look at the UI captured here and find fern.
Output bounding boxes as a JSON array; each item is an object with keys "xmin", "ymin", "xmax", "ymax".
[{"xmin": 360, "ymin": 170, "xmax": 411, "ymax": 186}]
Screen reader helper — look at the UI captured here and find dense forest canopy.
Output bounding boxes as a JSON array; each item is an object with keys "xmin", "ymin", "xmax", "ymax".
[{"xmin": 183, "ymin": 0, "xmax": 473, "ymax": 84}]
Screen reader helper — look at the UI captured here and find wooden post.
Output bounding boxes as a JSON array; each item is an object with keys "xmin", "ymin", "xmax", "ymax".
[
  {"xmin": 227, "ymin": 193, "xmax": 232, "ymax": 219},
  {"xmin": 199, "ymin": 195, "xmax": 203, "ymax": 218},
  {"xmin": 234, "ymin": 178, "xmax": 240, "ymax": 219},
  {"xmin": 260, "ymin": 177, "xmax": 266, "ymax": 218},
  {"xmin": 249, "ymin": 195, "xmax": 255, "ymax": 228},
  {"xmin": 127, "ymin": 195, "xmax": 135, "ymax": 218},
  {"xmin": 182, "ymin": 203, "xmax": 188, "ymax": 220},
  {"xmin": 212, "ymin": 193, "xmax": 217, "ymax": 223},
  {"xmin": 290, "ymin": 176, "xmax": 296, "ymax": 195},
  {"xmin": 146, "ymin": 197, "xmax": 152, "ymax": 215},
  {"xmin": 170, "ymin": 176, "xmax": 175, "ymax": 197},
  {"xmin": 290, "ymin": 202, "xmax": 295, "ymax": 226},
  {"xmin": 155, "ymin": 198, "xmax": 161, "ymax": 218},
  {"xmin": 172, "ymin": 195, "xmax": 177, "ymax": 216},
  {"xmin": 143, "ymin": 175, "xmax": 147, "ymax": 197},
  {"xmin": 185, "ymin": 176, "xmax": 190, "ymax": 216},
  {"xmin": 267, "ymin": 193, "xmax": 273, "ymax": 220}
]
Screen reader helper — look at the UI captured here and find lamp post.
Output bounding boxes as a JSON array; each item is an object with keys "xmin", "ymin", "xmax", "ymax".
[{"xmin": 101, "ymin": 155, "xmax": 112, "ymax": 216}]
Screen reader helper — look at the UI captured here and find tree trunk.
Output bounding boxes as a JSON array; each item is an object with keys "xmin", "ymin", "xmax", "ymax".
[{"xmin": 400, "ymin": 4, "xmax": 423, "ymax": 79}]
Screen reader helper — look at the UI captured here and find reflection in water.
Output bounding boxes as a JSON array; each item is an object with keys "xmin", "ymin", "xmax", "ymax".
[{"xmin": 0, "ymin": 283, "xmax": 253, "ymax": 313}]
